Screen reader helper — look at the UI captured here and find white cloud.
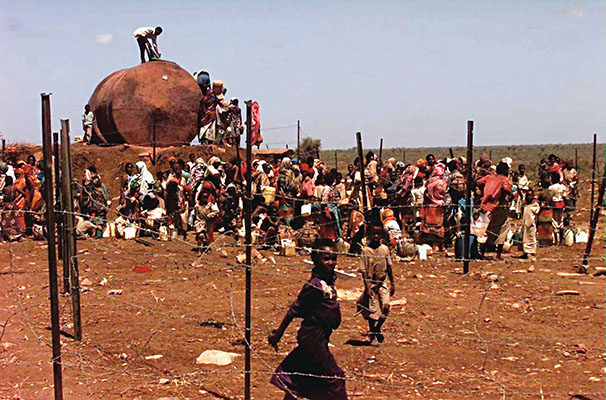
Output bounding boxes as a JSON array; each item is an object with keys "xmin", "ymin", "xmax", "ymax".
[
  {"xmin": 95, "ymin": 33, "xmax": 113, "ymax": 45},
  {"xmin": 564, "ymin": 6, "xmax": 587, "ymax": 19}
]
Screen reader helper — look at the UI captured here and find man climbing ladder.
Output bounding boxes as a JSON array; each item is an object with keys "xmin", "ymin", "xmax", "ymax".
[{"xmin": 133, "ymin": 26, "xmax": 163, "ymax": 63}]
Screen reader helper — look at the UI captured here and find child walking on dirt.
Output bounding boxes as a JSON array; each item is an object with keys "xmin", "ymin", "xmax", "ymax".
[
  {"xmin": 358, "ymin": 221, "xmax": 395, "ymax": 345},
  {"xmin": 268, "ymin": 238, "xmax": 348, "ymax": 400}
]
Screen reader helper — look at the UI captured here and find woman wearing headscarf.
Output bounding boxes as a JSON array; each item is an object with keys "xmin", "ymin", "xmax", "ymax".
[
  {"xmin": 278, "ymin": 157, "xmax": 297, "ymax": 224},
  {"xmin": 395, "ymin": 163, "xmax": 418, "ymax": 230},
  {"xmin": 1, "ymin": 176, "xmax": 24, "ymax": 241},
  {"xmin": 12, "ymin": 167, "xmax": 33, "ymax": 233},
  {"xmin": 132, "ymin": 161, "xmax": 156, "ymax": 200},
  {"xmin": 268, "ymin": 239, "xmax": 348, "ymax": 400},
  {"xmin": 187, "ymin": 157, "xmax": 207, "ymax": 192},
  {"xmin": 318, "ymin": 173, "xmax": 341, "ymax": 240},
  {"xmin": 476, "ymin": 162, "xmax": 513, "ymax": 259},
  {"xmin": 420, "ymin": 163, "xmax": 449, "ymax": 249},
  {"xmin": 165, "ymin": 162, "xmax": 191, "ymax": 239},
  {"xmin": 193, "ymin": 181, "xmax": 220, "ymax": 253},
  {"xmin": 0, "ymin": 162, "xmax": 8, "ymax": 192}
]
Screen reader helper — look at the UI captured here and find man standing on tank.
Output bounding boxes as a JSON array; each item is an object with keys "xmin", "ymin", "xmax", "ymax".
[{"xmin": 133, "ymin": 26, "xmax": 163, "ymax": 63}]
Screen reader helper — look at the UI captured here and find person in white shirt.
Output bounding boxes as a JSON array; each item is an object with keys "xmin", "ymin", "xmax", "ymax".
[
  {"xmin": 548, "ymin": 172, "xmax": 568, "ymax": 244},
  {"xmin": 133, "ymin": 26, "xmax": 162, "ymax": 63},
  {"xmin": 81, "ymin": 104, "xmax": 94, "ymax": 144},
  {"xmin": 519, "ymin": 188, "xmax": 540, "ymax": 259}
]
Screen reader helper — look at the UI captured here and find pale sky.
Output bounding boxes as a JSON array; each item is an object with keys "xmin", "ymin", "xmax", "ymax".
[{"xmin": 1, "ymin": 1, "xmax": 605, "ymax": 149}]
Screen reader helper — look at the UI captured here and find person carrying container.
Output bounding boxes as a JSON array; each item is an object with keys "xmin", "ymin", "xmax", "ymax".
[{"xmin": 133, "ymin": 26, "xmax": 162, "ymax": 63}]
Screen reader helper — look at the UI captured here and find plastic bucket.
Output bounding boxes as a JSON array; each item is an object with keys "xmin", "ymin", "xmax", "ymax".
[{"xmin": 263, "ymin": 186, "xmax": 276, "ymax": 205}]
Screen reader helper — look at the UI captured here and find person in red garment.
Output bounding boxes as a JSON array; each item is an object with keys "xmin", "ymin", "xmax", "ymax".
[
  {"xmin": 268, "ymin": 238, "xmax": 348, "ymax": 400},
  {"xmin": 477, "ymin": 161, "xmax": 513, "ymax": 259}
]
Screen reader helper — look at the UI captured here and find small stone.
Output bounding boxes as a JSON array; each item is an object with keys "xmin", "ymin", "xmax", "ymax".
[
  {"xmin": 196, "ymin": 350, "xmax": 239, "ymax": 366},
  {"xmin": 575, "ymin": 344, "xmax": 588, "ymax": 354},
  {"xmin": 159, "ymin": 378, "xmax": 170, "ymax": 385},
  {"xmin": 527, "ymin": 265, "xmax": 535, "ymax": 272},
  {"xmin": 1, "ymin": 342, "xmax": 16, "ymax": 350},
  {"xmin": 556, "ymin": 272, "xmax": 584, "ymax": 277},
  {"xmin": 391, "ymin": 298, "xmax": 407, "ymax": 306},
  {"xmin": 554, "ymin": 364, "xmax": 561, "ymax": 369},
  {"xmin": 80, "ymin": 278, "xmax": 93, "ymax": 287},
  {"xmin": 588, "ymin": 376, "xmax": 600, "ymax": 382}
]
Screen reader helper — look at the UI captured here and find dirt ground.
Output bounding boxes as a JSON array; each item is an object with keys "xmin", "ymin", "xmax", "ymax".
[{"xmin": 1, "ymin": 225, "xmax": 604, "ymax": 399}]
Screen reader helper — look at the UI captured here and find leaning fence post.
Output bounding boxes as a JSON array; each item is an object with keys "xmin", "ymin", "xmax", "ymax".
[
  {"xmin": 244, "ymin": 100, "xmax": 253, "ymax": 400},
  {"xmin": 590, "ymin": 134, "xmax": 597, "ymax": 222},
  {"xmin": 53, "ymin": 132, "xmax": 63, "ymax": 264},
  {"xmin": 41, "ymin": 93, "xmax": 64, "ymax": 400},
  {"xmin": 582, "ymin": 154, "xmax": 606, "ymax": 266},
  {"xmin": 61, "ymin": 119, "xmax": 82, "ymax": 341}
]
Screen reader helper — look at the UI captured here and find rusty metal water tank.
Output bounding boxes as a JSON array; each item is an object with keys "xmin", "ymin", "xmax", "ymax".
[{"xmin": 88, "ymin": 61, "xmax": 201, "ymax": 146}]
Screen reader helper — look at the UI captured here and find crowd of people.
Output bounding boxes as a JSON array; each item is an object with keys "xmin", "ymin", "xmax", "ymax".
[{"xmin": 0, "ymin": 149, "xmax": 581, "ymax": 259}]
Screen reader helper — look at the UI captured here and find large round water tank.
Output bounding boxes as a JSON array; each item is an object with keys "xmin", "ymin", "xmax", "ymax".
[{"xmin": 88, "ymin": 61, "xmax": 201, "ymax": 146}]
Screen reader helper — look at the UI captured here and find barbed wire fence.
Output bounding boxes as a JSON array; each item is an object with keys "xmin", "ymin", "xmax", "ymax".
[
  {"xmin": 2, "ymin": 208, "xmax": 605, "ymax": 399},
  {"xmin": 1, "ymin": 96, "xmax": 604, "ymax": 399}
]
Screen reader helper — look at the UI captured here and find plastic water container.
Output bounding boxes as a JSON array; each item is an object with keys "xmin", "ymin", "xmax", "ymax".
[
  {"xmin": 301, "ymin": 204, "xmax": 312, "ymax": 217},
  {"xmin": 159, "ymin": 226, "xmax": 169, "ymax": 241},
  {"xmin": 124, "ymin": 225, "xmax": 137, "ymax": 240},
  {"xmin": 102, "ymin": 222, "xmax": 116, "ymax": 238},
  {"xmin": 168, "ymin": 225, "xmax": 178, "ymax": 240},
  {"xmin": 563, "ymin": 229, "xmax": 574, "ymax": 247},
  {"xmin": 575, "ymin": 230, "xmax": 588, "ymax": 243},
  {"xmin": 263, "ymin": 186, "xmax": 276, "ymax": 205},
  {"xmin": 280, "ymin": 239, "xmax": 296, "ymax": 256}
]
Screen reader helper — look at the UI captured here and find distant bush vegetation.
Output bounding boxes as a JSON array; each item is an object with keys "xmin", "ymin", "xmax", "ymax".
[{"xmin": 321, "ymin": 142, "xmax": 604, "ymax": 178}]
